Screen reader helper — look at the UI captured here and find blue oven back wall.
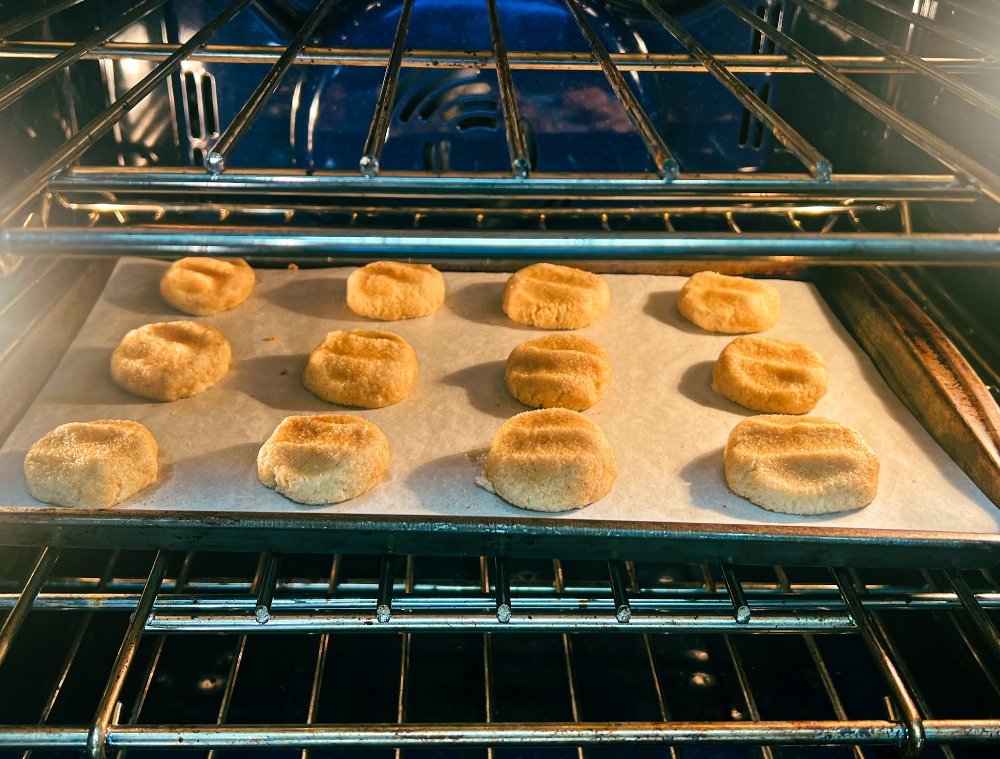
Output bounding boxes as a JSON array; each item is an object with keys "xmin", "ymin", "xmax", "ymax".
[{"xmin": 163, "ymin": 0, "xmax": 784, "ymax": 175}]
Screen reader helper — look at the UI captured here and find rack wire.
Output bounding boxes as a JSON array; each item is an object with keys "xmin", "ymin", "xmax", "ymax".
[
  {"xmin": 0, "ymin": 547, "xmax": 999, "ymax": 754},
  {"xmin": 2, "ymin": 3, "xmax": 1000, "ymax": 753},
  {"xmin": 0, "ymin": 0, "xmax": 999, "ymax": 260}
]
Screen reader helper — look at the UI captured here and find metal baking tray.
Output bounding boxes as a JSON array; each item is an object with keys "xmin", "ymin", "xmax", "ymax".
[{"xmin": 0, "ymin": 259, "xmax": 998, "ymax": 568}]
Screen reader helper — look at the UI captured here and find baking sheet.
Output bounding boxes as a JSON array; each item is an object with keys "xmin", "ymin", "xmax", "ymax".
[{"xmin": 0, "ymin": 258, "xmax": 997, "ymax": 538}]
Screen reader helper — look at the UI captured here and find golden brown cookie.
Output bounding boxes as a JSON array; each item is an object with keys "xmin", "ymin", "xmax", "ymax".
[
  {"xmin": 346, "ymin": 261, "xmax": 446, "ymax": 320},
  {"xmin": 257, "ymin": 414, "xmax": 390, "ymax": 505},
  {"xmin": 111, "ymin": 320, "xmax": 231, "ymax": 401},
  {"xmin": 159, "ymin": 257, "xmax": 255, "ymax": 316},
  {"xmin": 24, "ymin": 420, "xmax": 158, "ymax": 508},
  {"xmin": 712, "ymin": 336, "xmax": 828, "ymax": 414},
  {"xmin": 505, "ymin": 334, "xmax": 611, "ymax": 411},
  {"xmin": 724, "ymin": 415, "xmax": 879, "ymax": 515},
  {"xmin": 502, "ymin": 263, "xmax": 610, "ymax": 329},
  {"xmin": 476, "ymin": 408, "xmax": 617, "ymax": 512},
  {"xmin": 677, "ymin": 271, "xmax": 780, "ymax": 333},
  {"xmin": 303, "ymin": 330, "xmax": 418, "ymax": 408}
]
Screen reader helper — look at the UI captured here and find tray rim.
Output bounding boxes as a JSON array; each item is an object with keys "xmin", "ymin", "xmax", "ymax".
[{"xmin": 0, "ymin": 507, "xmax": 997, "ymax": 569}]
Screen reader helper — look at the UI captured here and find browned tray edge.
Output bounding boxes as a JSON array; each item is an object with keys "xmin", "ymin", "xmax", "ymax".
[{"xmin": 818, "ymin": 266, "xmax": 1000, "ymax": 512}]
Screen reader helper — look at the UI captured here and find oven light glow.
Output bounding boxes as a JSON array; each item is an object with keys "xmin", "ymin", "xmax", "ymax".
[{"xmin": 119, "ymin": 58, "xmax": 144, "ymax": 78}]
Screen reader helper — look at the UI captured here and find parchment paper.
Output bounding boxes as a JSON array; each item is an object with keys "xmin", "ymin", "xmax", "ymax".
[{"xmin": 0, "ymin": 259, "xmax": 996, "ymax": 535}]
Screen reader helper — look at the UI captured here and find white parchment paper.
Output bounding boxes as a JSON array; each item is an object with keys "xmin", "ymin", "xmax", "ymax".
[{"xmin": 0, "ymin": 258, "xmax": 996, "ymax": 535}]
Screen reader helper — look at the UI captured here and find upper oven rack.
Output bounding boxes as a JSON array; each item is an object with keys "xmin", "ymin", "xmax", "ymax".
[{"xmin": 1, "ymin": 0, "xmax": 999, "ymax": 262}]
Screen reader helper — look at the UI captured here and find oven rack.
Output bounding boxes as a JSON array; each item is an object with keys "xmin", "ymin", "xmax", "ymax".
[
  {"xmin": 1, "ymin": 547, "xmax": 1000, "ymax": 755},
  {"xmin": 2, "ymin": 0, "xmax": 1000, "ymax": 262}
]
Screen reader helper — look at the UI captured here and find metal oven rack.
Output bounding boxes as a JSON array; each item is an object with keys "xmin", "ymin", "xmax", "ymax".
[
  {"xmin": 0, "ymin": 0, "xmax": 998, "ymax": 257},
  {"xmin": 2, "ymin": 0, "xmax": 1000, "ymax": 755},
  {"xmin": 1, "ymin": 547, "xmax": 1000, "ymax": 755}
]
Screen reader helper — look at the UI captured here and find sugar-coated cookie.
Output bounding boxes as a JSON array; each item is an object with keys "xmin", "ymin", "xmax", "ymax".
[
  {"xmin": 505, "ymin": 334, "xmax": 611, "ymax": 411},
  {"xmin": 304, "ymin": 330, "xmax": 418, "ymax": 408},
  {"xmin": 347, "ymin": 261, "xmax": 446, "ymax": 320},
  {"xmin": 159, "ymin": 257, "xmax": 255, "ymax": 316},
  {"xmin": 503, "ymin": 263, "xmax": 610, "ymax": 329},
  {"xmin": 712, "ymin": 336, "xmax": 828, "ymax": 414},
  {"xmin": 257, "ymin": 414, "xmax": 390, "ymax": 505},
  {"xmin": 678, "ymin": 271, "xmax": 780, "ymax": 333},
  {"xmin": 111, "ymin": 320, "xmax": 231, "ymax": 401},
  {"xmin": 24, "ymin": 420, "xmax": 158, "ymax": 507},
  {"xmin": 476, "ymin": 408, "xmax": 617, "ymax": 512},
  {"xmin": 724, "ymin": 415, "xmax": 878, "ymax": 515}
]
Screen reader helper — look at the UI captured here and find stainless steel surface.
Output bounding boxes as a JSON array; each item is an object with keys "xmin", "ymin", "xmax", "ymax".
[
  {"xmin": 791, "ymin": 0, "xmax": 1000, "ymax": 121},
  {"xmin": 0, "ymin": 547, "xmax": 58, "ymax": 667},
  {"xmin": 0, "ymin": 0, "xmax": 255, "ymax": 226},
  {"xmin": 359, "ymin": 0, "xmax": 415, "ymax": 178},
  {"xmin": 717, "ymin": 0, "xmax": 1000, "ymax": 206},
  {"xmin": 646, "ymin": 0, "xmax": 831, "ymax": 181},
  {"xmin": 6, "ymin": 226, "xmax": 1000, "ymax": 263},
  {"xmin": 0, "ymin": 0, "xmax": 87, "ymax": 41},
  {"xmin": 0, "ymin": 0, "xmax": 168, "ymax": 112},
  {"xmin": 856, "ymin": 0, "xmax": 1000, "ymax": 58},
  {"xmin": 4, "ymin": 42, "xmax": 999, "ymax": 75},
  {"xmin": 87, "ymin": 550, "xmax": 169, "ymax": 759},
  {"xmin": 562, "ymin": 0, "xmax": 678, "ymax": 180},
  {"xmin": 0, "ymin": 0, "xmax": 998, "ymax": 243},
  {"xmin": 485, "ymin": 0, "xmax": 530, "ymax": 178}
]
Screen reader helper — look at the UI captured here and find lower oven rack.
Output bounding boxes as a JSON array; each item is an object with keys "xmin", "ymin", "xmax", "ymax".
[{"xmin": 2, "ymin": 547, "xmax": 1000, "ymax": 755}]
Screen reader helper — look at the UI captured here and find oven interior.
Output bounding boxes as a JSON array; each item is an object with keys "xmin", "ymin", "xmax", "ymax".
[{"xmin": 1, "ymin": 0, "xmax": 1000, "ymax": 755}]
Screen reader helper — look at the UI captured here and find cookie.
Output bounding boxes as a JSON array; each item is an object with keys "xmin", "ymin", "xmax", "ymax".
[
  {"xmin": 24, "ymin": 420, "xmax": 158, "ymax": 508},
  {"xmin": 677, "ymin": 271, "xmax": 780, "ymax": 333},
  {"xmin": 159, "ymin": 257, "xmax": 255, "ymax": 316},
  {"xmin": 505, "ymin": 334, "xmax": 611, "ymax": 411},
  {"xmin": 304, "ymin": 329, "xmax": 418, "ymax": 408},
  {"xmin": 257, "ymin": 414, "xmax": 390, "ymax": 505},
  {"xmin": 724, "ymin": 415, "xmax": 879, "ymax": 515},
  {"xmin": 111, "ymin": 320, "xmax": 231, "ymax": 401},
  {"xmin": 476, "ymin": 408, "xmax": 617, "ymax": 512},
  {"xmin": 346, "ymin": 261, "xmax": 446, "ymax": 320},
  {"xmin": 712, "ymin": 336, "xmax": 828, "ymax": 414},
  {"xmin": 502, "ymin": 263, "xmax": 610, "ymax": 329}
]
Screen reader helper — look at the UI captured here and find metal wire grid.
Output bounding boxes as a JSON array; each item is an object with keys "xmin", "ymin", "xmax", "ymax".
[
  {"xmin": 0, "ymin": 0, "xmax": 999, "ymax": 261},
  {"xmin": 0, "ymin": 547, "xmax": 999, "ymax": 755}
]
